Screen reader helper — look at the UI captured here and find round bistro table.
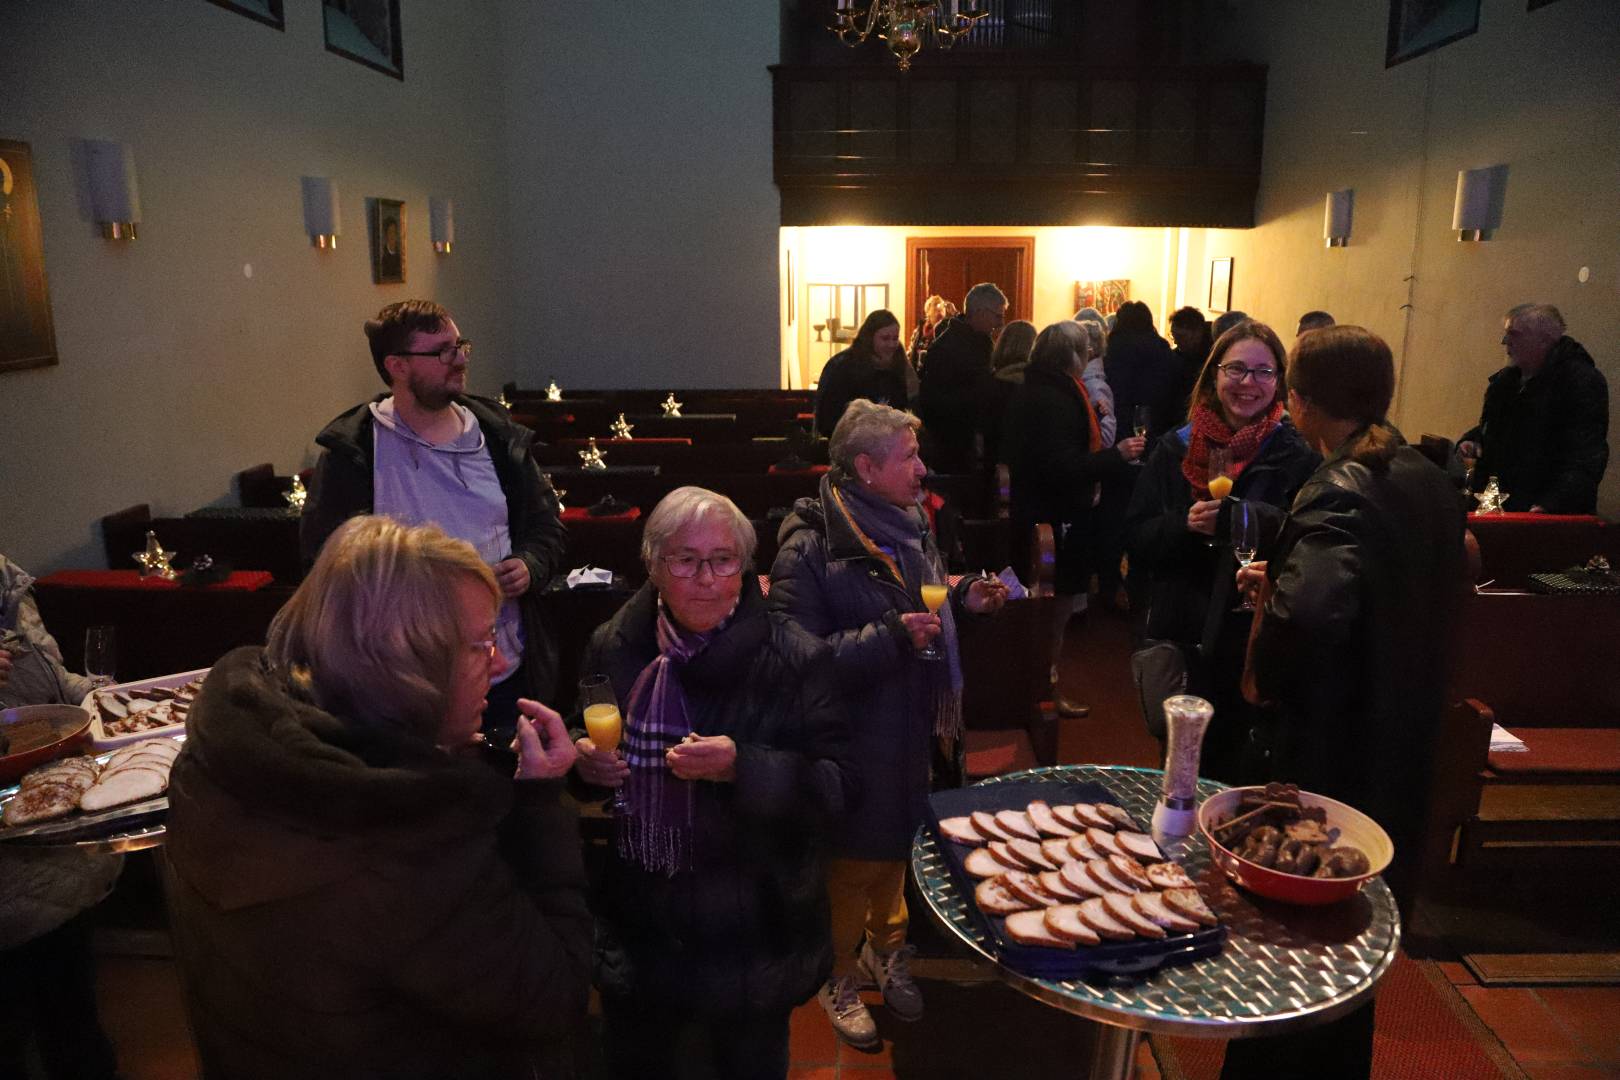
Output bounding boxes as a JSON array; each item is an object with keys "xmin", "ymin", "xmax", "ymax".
[{"xmin": 910, "ymin": 765, "xmax": 1401, "ymax": 1080}]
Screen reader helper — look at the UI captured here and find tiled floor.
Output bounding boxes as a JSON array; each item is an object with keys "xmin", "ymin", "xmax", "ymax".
[{"xmin": 44, "ymin": 605, "xmax": 1620, "ymax": 1079}]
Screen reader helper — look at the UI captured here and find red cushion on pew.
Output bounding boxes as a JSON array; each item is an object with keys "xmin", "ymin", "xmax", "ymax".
[
  {"xmin": 561, "ymin": 506, "xmax": 643, "ymax": 524},
  {"xmin": 37, "ymin": 570, "xmax": 274, "ymax": 591},
  {"xmin": 1489, "ymin": 727, "xmax": 1620, "ymax": 776},
  {"xmin": 768, "ymin": 464, "xmax": 830, "ymax": 476},
  {"xmin": 963, "ymin": 730, "xmax": 1038, "ymax": 779},
  {"xmin": 1467, "ymin": 513, "xmax": 1605, "ymax": 524},
  {"xmin": 558, "ymin": 437, "xmax": 692, "ymax": 447}
]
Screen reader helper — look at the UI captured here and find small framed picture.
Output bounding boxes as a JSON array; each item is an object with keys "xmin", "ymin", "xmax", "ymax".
[
  {"xmin": 1386, "ymin": 0, "xmax": 1480, "ymax": 67},
  {"xmin": 1208, "ymin": 258, "xmax": 1233, "ymax": 313},
  {"xmin": 370, "ymin": 198, "xmax": 405, "ymax": 284},
  {"xmin": 205, "ymin": 0, "xmax": 285, "ymax": 31},
  {"xmin": 324, "ymin": 0, "xmax": 404, "ymax": 80}
]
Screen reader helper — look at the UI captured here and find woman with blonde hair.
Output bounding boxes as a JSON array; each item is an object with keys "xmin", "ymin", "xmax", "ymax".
[{"xmin": 165, "ymin": 515, "xmax": 590, "ymax": 1080}]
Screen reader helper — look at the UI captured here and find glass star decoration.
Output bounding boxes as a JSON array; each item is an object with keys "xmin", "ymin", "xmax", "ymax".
[
  {"xmin": 1475, "ymin": 475, "xmax": 1510, "ymax": 514},
  {"xmin": 579, "ymin": 437, "xmax": 607, "ymax": 471},
  {"xmin": 545, "ymin": 380, "xmax": 563, "ymax": 403},
  {"xmin": 610, "ymin": 413, "xmax": 635, "ymax": 440},
  {"xmin": 661, "ymin": 392, "xmax": 683, "ymax": 418},
  {"xmin": 545, "ymin": 473, "xmax": 567, "ymax": 513},
  {"xmin": 133, "ymin": 530, "xmax": 178, "ymax": 580},
  {"xmin": 497, "ymin": 391, "xmax": 512, "ymax": 410},
  {"xmin": 283, "ymin": 474, "xmax": 308, "ymax": 513}
]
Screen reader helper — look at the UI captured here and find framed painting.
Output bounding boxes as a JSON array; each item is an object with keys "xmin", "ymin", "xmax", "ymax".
[
  {"xmin": 369, "ymin": 198, "xmax": 405, "ymax": 284},
  {"xmin": 324, "ymin": 0, "xmax": 403, "ymax": 80},
  {"xmin": 1386, "ymin": 0, "xmax": 1480, "ymax": 67},
  {"xmin": 205, "ymin": 0, "xmax": 285, "ymax": 31},
  {"xmin": 1073, "ymin": 279, "xmax": 1130, "ymax": 317},
  {"xmin": 0, "ymin": 140, "xmax": 59, "ymax": 374},
  {"xmin": 1208, "ymin": 258, "xmax": 1233, "ymax": 313}
]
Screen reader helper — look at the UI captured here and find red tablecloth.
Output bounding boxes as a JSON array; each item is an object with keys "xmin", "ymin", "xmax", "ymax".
[
  {"xmin": 38, "ymin": 570, "xmax": 275, "ymax": 591},
  {"xmin": 558, "ymin": 437, "xmax": 691, "ymax": 447},
  {"xmin": 561, "ymin": 507, "xmax": 642, "ymax": 524},
  {"xmin": 1468, "ymin": 513, "xmax": 1605, "ymax": 524},
  {"xmin": 768, "ymin": 464, "xmax": 830, "ymax": 476}
]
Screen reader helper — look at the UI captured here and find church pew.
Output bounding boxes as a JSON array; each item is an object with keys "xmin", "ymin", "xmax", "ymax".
[{"xmin": 1466, "ymin": 512, "xmax": 1616, "ymax": 587}]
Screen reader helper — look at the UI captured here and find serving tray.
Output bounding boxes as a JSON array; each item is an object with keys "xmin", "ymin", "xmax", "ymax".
[
  {"xmin": 927, "ymin": 780, "xmax": 1225, "ymax": 980},
  {"xmin": 0, "ymin": 736, "xmax": 181, "ymax": 850}
]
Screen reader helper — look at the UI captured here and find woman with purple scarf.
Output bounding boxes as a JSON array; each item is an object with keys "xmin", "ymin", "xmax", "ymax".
[
  {"xmin": 571, "ymin": 486, "xmax": 858, "ymax": 1080},
  {"xmin": 770, "ymin": 400, "xmax": 1008, "ymax": 1051}
]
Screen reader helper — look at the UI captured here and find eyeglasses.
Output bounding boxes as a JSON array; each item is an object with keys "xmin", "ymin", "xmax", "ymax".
[
  {"xmin": 1216, "ymin": 362, "xmax": 1278, "ymax": 384},
  {"xmin": 396, "ymin": 339, "xmax": 472, "ymax": 366},
  {"xmin": 469, "ymin": 637, "xmax": 497, "ymax": 663},
  {"xmin": 661, "ymin": 553, "xmax": 744, "ymax": 579}
]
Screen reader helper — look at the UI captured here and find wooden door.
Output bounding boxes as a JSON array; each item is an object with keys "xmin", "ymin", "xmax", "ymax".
[{"xmin": 905, "ymin": 237, "xmax": 1035, "ymax": 341}]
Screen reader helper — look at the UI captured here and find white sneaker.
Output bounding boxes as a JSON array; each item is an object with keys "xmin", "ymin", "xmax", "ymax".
[{"xmin": 818, "ymin": 975, "xmax": 879, "ymax": 1049}]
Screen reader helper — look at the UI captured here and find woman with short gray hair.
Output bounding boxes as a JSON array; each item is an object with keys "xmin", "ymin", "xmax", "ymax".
[
  {"xmin": 771, "ymin": 401, "xmax": 1006, "ymax": 1049},
  {"xmin": 571, "ymin": 486, "xmax": 857, "ymax": 1079}
]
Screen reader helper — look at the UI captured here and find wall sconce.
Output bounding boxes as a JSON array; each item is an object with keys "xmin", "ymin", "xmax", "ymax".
[
  {"xmin": 1453, "ymin": 165, "xmax": 1506, "ymax": 242},
  {"xmin": 301, "ymin": 176, "xmax": 341, "ymax": 249},
  {"xmin": 429, "ymin": 196, "xmax": 454, "ymax": 254},
  {"xmin": 1323, "ymin": 189, "xmax": 1353, "ymax": 248},
  {"xmin": 86, "ymin": 139, "xmax": 141, "ymax": 241}
]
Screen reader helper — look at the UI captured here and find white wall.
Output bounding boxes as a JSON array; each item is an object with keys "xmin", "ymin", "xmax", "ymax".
[
  {"xmin": 499, "ymin": 0, "xmax": 780, "ymax": 390},
  {"xmin": 1, "ymin": 0, "xmax": 515, "ymax": 573},
  {"xmin": 781, "ymin": 224, "xmax": 1175, "ymax": 388},
  {"xmin": 1191, "ymin": 0, "xmax": 1619, "ymax": 513}
]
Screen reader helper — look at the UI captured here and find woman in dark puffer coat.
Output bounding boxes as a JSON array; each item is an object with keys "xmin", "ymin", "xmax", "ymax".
[{"xmin": 1125, "ymin": 320, "xmax": 1318, "ymax": 782}]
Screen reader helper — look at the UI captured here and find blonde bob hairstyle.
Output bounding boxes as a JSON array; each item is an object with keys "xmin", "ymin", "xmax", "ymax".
[
  {"xmin": 641, "ymin": 486, "xmax": 758, "ymax": 572},
  {"xmin": 267, "ymin": 515, "xmax": 499, "ymax": 740},
  {"xmin": 829, "ymin": 399, "xmax": 922, "ymax": 474}
]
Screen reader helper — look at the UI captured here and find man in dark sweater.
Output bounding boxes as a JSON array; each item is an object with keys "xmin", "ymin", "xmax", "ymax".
[
  {"xmin": 1458, "ymin": 304, "xmax": 1609, "ymax": 513},
  {"xmin": 918, "ymin": 282, "xmax": 1005, "ymax": 474}
]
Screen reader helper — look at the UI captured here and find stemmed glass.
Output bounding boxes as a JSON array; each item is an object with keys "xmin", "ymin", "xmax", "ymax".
[
  {"xmin": 1231, "ymin": 501, "xmax": 1259, "ymax": 610},
  {"xmin": 580, "ymin": 674, "xmax": 626, "ymax": 809},
  {"xmin": 1131, "ymin": 405, "xmax": 1151, "ymax": 440},
  {"xmin": 917, "ymin": 584, "xmax": 949, "ymax": 661},
  {"xmin": 84, "ymin": 626, "xmax": 117, "ymax": 688}
]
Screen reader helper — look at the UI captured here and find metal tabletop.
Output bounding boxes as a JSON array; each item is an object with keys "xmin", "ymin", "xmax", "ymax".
[{"xmin": 911, "ymin": 765, "xmax": 1401, "ymax": 1042}]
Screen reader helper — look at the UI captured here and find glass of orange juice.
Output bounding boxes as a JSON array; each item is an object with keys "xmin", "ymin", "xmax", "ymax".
[
  {"xmin": 917, "ymin": 583, "xmax": 949, "ymax": 661},
  {"xmin": 1206, "ymin": 447, "xmax": 1234, "ymax": 501},
  {"xmin": 580, "ymin": 675, "xmax": 626, "ymax": 805}
]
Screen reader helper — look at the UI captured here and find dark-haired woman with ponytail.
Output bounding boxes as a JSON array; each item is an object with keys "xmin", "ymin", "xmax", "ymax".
[{"xmin": 1227, "ymin": 326, "xmax": 1468, "ymax": 1080}]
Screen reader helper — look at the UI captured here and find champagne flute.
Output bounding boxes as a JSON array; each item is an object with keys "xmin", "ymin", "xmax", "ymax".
[
  {"xmin": 1131, "ymin": 405, "xmax": 1151, "ymax": 440},
  {"xmin": 1206, "ymin": 447, "xmax": 1234, "ymax": 501},
  {"xmin": 917, "ymin": 583, "xmax": 949, "ymax": 662},
  {"xmin": 1230, "ymin": 501, "xmax": 1259, "ymax": 610},
  {"xmin": 580, "ymin": 674, "xmax": 626, "ymax": 807},
  {"xmin": 84, "ymin": 626, "xmax": 117, "ymax": 688}
]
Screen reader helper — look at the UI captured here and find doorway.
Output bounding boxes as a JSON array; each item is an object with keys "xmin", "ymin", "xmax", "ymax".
[{"xmin": 905, "ymin": 236, "xmax": 1035, "ymax": 344}]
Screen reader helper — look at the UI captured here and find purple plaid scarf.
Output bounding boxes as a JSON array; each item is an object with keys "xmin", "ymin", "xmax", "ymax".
[{"xmin": 616, "ymin": 597, "xmax": 729, "ymax": 875}]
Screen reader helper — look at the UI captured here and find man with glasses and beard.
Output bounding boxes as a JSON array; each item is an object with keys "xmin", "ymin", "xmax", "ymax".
[{"xmin": 303, "ymin": 300, "xmax": 565, "ymax": 742}]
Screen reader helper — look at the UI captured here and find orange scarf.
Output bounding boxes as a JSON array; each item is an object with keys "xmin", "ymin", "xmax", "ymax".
[{"xmin": 1070, "ymin": 375, "xmax": 1104, "ymax": 453}]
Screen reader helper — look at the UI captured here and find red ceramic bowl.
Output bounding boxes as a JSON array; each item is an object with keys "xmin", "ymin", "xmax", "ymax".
[
  {"xmin": 1198, "ymin": 786, "xmax": 1394, "ymax": 906},
  {"xmin": 0, "ymin": 705, "xmax": 93, "ymax": 786}
]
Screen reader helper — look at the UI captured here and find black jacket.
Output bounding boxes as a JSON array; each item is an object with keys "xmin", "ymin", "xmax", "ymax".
[
  {"xmin": 1125, "ymin": 420, "xmax": 1319, "ymax": 651},
  {"xmin": 814, "ymin": 349, "xmax": 909, "ymax": 437},
  {"xmin": 1249, "ymin": 440, "xmax": 1467, "ymax": 909},
  {"xmin": 301, "ymin": 394, "xmax": 567, "ymax": 701},
  {"xmin": 1105, "ymin": 329, "xmax": 1182, "ymax": 442},
  {"xmin": 1003, "ymin": 362, "xmax": 1133, "ymax": 587},
  {"xmin": 581, "ymin": 579, "xmax": 857, "ymax": 1016},
  {"xmin": 918, "ymin": 316, "xmax": 993, "ymax": 472},
  {"xmin": 769, "ymin": 485, "xmax": 965, "ymax": 860},
  {"xmin": 1460, "ymin": 336, "xmax": 1609, "ymax": 513}
]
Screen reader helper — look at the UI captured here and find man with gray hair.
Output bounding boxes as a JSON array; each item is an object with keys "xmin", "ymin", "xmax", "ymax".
[
  {"xmin": 1458, "ymin": 303, "xmax": 1608, "ymax": 513},
  {"xmin": 918, "ymin": 282, "xmax": 1007, "ymax": 472}
]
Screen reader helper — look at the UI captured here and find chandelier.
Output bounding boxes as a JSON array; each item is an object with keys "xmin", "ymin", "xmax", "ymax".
[{"xmin": 828, "ymin": 1, "xmax": 989, "ymax": 71}]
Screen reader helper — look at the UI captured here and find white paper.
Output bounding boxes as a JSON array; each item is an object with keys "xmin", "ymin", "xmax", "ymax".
[
  {"xmin": 566, "ymin": 566, "xmax": 614, "ymax": 589},
  {"xmin": 1489, "ymin": 723, "xmax": 1528, "ymax": 753}
]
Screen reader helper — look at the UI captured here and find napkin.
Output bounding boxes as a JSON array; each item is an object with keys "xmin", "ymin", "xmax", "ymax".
[
  {"xmin": 1489, "ymin": 723, "xmax": 1528, "ymax": 753},
  {"xmin": 566, "ymin": 566, "xmax": 614, "ymax": 589},
  {"xmin": 995, "ymin": 566, "xmax": 1028, "ymax": 601}
]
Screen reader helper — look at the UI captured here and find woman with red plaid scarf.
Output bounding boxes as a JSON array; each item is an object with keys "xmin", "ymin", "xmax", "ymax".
[{"xmin": 1124, "ymin": 320, "xmax": 1319, "ymax": 782}]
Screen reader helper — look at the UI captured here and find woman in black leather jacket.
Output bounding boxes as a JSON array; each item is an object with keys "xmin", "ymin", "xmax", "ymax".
[{"xmin": 1124, "ymin": 321, "xmax": 1318, "ymax": 781}]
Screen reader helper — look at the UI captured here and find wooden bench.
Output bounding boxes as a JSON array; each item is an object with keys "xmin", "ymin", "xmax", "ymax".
[
  {"xmin": 1435, "ymin": 590, "xmax": 1620, "ymax": 878},
  {"xmin": 1467, "ymin": 513, "xmax": 1616, "ymax": 588}
]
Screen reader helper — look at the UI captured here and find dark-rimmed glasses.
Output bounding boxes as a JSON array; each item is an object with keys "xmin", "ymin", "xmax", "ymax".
[
  {"xmin": 662, "ymin": 553, "xmax": 743, "ymax": 579},
  {"xmin": 1216, "ymin": 362, "xmax": 1277, "ymax": 384},
  {"xmin": 396, "ymin": 339, "xmax": 472, "ymax": 366}
]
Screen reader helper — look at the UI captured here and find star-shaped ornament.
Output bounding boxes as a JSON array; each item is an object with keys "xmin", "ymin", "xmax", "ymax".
[
  {"xmin": 660, "ymin": 393, "xmax": 683, "ymax": 418},
  {"xmin": 497, "ymin": 391, "xmax": 512, "ymax": 410},
  {"xmin": 545, "ymin": 380, "xmax": 563, "ymax": 403},
  {"xmin": 545, "ymin": 473, "xmax": 568, "ymax": 513},
  {"xmin": 133, "ymin": 530, "xmax": 178, "ymax": 580},
  {"xmin": 1474, "ymin": 475, "xmax": 1510, "ymax": 514},
  {"xmin": 610, "ymin": 413, "xmax": 635, "ymax": 440},
  {"xmin": 283, "ymin": 474, "xmax": 308, "ymax": 513},
  {"xmin": 579, "ymin": 437, "xmax": 608, "ymax": 471}
]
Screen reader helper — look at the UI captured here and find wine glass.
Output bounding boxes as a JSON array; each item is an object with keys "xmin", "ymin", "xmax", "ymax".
[
  {"xmin": 84, "ymin": 626, "xmax": 117, "ymax": 688},
  {"xmin": 1230, "ymin": 501, "xmax": 1259, "ymax": 610},
  {"xmin": 917, "ymin": 584, "xmax": 949, "ymax": 662},
  {"xmin": 1206, "ymin": 447, "xmax": 1234, "ymax": 501},
  {"xmin": 580, "ymin": 674, "xmax": 626, "ymax": 807},
  {"xmin": 813, "ymin": 323, "xmax": 827, "ymax": 343},
  {"xmin": 1131, "ymin": 405, "xmax": 1151, "ymax": 440}
]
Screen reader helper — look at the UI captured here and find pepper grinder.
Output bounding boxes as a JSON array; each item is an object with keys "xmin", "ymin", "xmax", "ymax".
[{"xmin": 1152, "ymin": 694, "xmax": 1214, "ymax": 839}]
